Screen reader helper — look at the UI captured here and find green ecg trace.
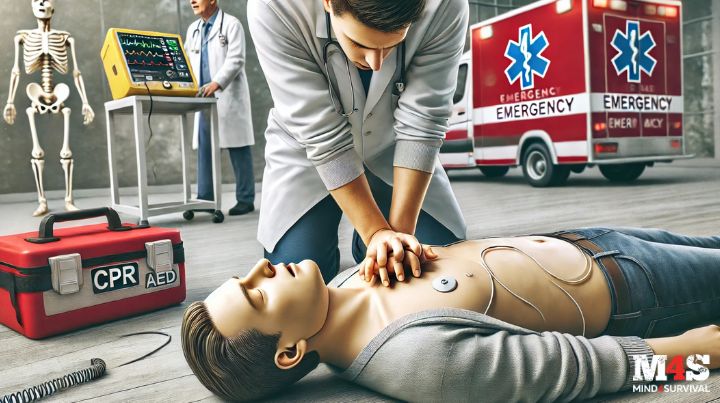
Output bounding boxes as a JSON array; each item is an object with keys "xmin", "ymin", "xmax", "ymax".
[{"xmin": 121, "ymin": 38, "xmax": 164, "ymax": 50}]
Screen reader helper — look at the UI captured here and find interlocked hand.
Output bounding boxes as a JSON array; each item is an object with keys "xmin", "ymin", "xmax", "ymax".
[{"xmin": 360, "ymin": 229, "xmax": 438, "ymax": 287}]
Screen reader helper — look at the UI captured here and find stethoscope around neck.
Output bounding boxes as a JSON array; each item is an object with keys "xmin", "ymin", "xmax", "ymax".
[
  {"xmin": 322, "ymin": 12, "xmax": 406, "ymax": 117},
  {"xmin": 190, "ymin": 9, "xmax": 227, "ymax": 53}
]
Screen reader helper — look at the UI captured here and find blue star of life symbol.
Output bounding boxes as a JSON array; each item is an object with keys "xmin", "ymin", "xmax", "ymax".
[
  {"xmin": 611, "ymin": 20, "xmax": 656, "ymax": 83},
  {"xmin": 504, "ymin": 24, "xmax": 550, "ymax": 91}
]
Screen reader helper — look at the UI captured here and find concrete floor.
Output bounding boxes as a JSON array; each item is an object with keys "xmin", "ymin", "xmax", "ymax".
[{"xmin": 0, "ymin": 162, "xmax": 719, "ymax": 402}]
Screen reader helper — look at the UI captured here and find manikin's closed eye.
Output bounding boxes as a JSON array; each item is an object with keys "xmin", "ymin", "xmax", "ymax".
[{"xmin": 245, "ymin": 287, "xmax": 265, "ymax": 307}]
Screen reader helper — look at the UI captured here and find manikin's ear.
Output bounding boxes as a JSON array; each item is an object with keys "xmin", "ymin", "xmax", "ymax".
[{"xmin": 274, "ymin": 339, "xmax": 307, "ymax": 370}]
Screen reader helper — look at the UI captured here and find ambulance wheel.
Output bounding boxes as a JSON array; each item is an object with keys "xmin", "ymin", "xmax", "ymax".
[
  {"xmin": 522, "ymin": 143, "xmax": 570, "ymax": 187},
  {"xmin": 183, "ymin": 210, "xmax": 194, "ymax": 221},
  {"xmin": 212, "ymin": 210, "xmax": 225, "ymax": 223},
  {"xmin": 479, "ymin": 166, "xmax": 509, "ymax": 178},
  {"xmin": 599, "ymin": 163, "xmax": 645, "ymax": 182}
]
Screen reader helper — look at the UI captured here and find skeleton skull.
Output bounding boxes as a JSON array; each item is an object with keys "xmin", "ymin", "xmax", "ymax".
[{"xmin": 31, "ymin": 0, "xmax": 55, "ymax": 20}]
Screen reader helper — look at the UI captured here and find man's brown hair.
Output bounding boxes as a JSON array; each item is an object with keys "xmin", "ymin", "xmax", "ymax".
[
  {"xmin": 181, "ymin": 301, "xmax": 320, "ymax": 401},
  {"xmin": 329, "ymin": 0, "xmax": 426, "ymax": 32}
]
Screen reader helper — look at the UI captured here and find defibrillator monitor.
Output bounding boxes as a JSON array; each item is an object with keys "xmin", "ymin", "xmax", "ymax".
[{"xmin": 101, "ymin": 28, "xmax": 198, "ymax": 99}]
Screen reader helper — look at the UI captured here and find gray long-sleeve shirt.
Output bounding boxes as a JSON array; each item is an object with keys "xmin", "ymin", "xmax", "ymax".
[{"xmin": 328, "ymin": 268, "xmax": 653, "ymax": 402}]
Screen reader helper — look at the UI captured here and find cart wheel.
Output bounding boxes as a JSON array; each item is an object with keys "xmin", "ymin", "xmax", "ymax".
[
  {"xmin": 522, "ymin": 143, "xmax": 570, "ymax": 187},
  {"xmin": 183, "ymin": 210, "xmax": 195, "ymax": 221},
  {"xmin": 212, "ymin": 210, "xmax": 225, "ymax": 223}
]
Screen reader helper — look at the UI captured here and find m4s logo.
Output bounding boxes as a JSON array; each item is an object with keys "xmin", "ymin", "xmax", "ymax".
[{"xmin": 632, "ymin": 354, "xmax": 710, "ymax": 382}]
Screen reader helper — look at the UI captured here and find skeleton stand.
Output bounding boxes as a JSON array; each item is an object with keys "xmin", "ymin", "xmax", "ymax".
[{"xmin": 3, "ymin": 4, "xmax": 94, "ymax": 216}]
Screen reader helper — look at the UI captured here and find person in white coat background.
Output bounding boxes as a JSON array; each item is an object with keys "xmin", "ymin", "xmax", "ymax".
[
  {"xmin": 248, "ymin": 0, "xmax": 469, "ymax": 282},
  {"xmin": 186, "ymin": 0, "xmax": 255, "ymax": 216}
]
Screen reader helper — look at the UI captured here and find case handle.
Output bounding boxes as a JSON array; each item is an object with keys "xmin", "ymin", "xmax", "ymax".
[{"xmin": 26, "ymin": 207, "xmax": 132, "ymax": 244}]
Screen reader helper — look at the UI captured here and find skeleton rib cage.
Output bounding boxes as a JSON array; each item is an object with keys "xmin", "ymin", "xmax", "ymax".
[{"xmin": 20, "ymin": 29, "xmax": 70, "ymax": 104}]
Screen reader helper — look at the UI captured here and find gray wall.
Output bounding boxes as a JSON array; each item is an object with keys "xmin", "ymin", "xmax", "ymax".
[
  {"xmin": 682, "ymin": 0, "xmax": 716, "ymax": 158},
  {"xmin": 0, "ymin": 1, "xmax": 717, "ymax": 195},
  {"xmin": 0, "ymin": 0, "xmax": 271, "ymax": 194}
]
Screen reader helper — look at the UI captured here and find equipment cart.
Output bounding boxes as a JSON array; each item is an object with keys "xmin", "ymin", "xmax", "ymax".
[{"xmin": 105, "ymin": 95, "xmax": 223, "ymax": 224}]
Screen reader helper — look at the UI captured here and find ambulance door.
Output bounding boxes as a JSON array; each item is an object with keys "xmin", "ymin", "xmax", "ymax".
[
  {"xmin": 441, "ymin": 61, "xmax": 474, "ymax": 167},
  {"xmin": 602, "ymin": 2, "xmax": 642, "ymax": 141},
  {"xmin": 599, "ymin": 1, "xmax": 676, "ymax": 155}
]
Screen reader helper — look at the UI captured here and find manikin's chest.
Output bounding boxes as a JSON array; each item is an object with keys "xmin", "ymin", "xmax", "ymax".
[
  {"xmin": 343, "ymin": 237, "xmax": 610, "ymax": 336},
  {"xmin": 22, "ymin": 31, "xmax": 69, "ymax": 68}
]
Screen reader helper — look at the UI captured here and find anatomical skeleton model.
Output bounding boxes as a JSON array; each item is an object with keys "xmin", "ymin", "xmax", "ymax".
[{"xmin": 3, "ymin": 0, "xmax": 94, "ymax": 216}]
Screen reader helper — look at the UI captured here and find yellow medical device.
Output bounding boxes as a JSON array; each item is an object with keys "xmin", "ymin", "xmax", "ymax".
[{"xmin": 101, "ymin": 28, "xmax": 198, "ymax": 99}]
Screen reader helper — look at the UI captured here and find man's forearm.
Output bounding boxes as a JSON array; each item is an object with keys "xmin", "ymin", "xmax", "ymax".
[
  {"xmin": 330, "ymin": 174, "xmax": 390, "ymax": 245},
  {"xmin": 389, "ymin": 166, "xmax": 432, "ymax": 234}
]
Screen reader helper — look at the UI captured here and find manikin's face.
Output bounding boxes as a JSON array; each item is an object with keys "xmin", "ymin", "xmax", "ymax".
[
  {"xmin": 189, "ymin": 0, "xmax": 217, "ymax": 17},
  {"xmin": 204, "ymin": 259, "xmax": 329, "ymax": 354},
  {"xmin": 323, "ymin": 1, "xmax": 409, "ymax": 71},
  {"xmin": 32, "ymin": 0, "xmax": 54, "ymax": 20}
]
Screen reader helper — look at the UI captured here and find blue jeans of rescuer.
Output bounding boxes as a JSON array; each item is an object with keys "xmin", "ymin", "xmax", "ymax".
[
  {"xmin": 549, "ymin": 227, "xmax": 720, "ymax": 338},
  {"xmin": 264, "ymin": 169, "xmax": 462, "ymax": 283}
]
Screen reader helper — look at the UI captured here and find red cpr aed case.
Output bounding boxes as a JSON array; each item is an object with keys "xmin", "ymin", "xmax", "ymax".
[{"xmin": 0, "ymin": 208, "xmax": 186, "ymax": 339}]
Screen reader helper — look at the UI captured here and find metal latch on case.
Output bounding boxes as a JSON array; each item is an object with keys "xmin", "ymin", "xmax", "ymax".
[
  {"xmin": 145, "ymin": 240, "xmax": 173, "ymax": 272},
  {"xmin": 48, "ymin": 253, "xmax": 83, "ymax": 295}
]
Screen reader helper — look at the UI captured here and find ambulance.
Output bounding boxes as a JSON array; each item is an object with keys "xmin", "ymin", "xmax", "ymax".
[{"xmin": 440, "ymin": 0, "xmax": 688, "ymax": 186}]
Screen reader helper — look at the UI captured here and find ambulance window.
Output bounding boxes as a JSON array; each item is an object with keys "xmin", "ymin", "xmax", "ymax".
[{"xmin": 453, "ymin": 64, "xmax": 468, "ymax": 104}]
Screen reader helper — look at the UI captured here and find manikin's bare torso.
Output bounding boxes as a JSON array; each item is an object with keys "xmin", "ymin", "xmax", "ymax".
[{"xmin": 333, "ymin": 236, "xmax": 612, "ymax": 368}]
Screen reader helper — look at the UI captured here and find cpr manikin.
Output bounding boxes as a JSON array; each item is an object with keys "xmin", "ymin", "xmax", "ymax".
[
  {"xmin": 182, "ymin": 227, "xmax": 720, "ymax": 402},
  {"xmin": 3, "ymin": 0, "xmax": 95, "ymax": 216}
]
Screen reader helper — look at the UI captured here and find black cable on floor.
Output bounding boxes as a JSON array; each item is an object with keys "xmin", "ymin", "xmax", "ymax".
[{"xmin": 0, "ymin": 331, "xmax": 171, "ymax": 402}]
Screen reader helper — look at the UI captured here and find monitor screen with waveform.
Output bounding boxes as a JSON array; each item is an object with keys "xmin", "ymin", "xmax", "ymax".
[
  {"xmin": 118, "ymin": 32, "xmax": 193, "ymax": 83},
  {"xmin": 101, "ymin": 28, "xmax": 198, "ymax": 99}
]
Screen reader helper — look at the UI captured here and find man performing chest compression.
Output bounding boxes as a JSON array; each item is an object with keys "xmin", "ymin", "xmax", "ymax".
[
  {"xmin": 182, "ymin": 226, "xmax": 720, "ymax": 402},
  {"xmin": 248, "ymin": 0, "xmax": 469, "ymax": 282}
]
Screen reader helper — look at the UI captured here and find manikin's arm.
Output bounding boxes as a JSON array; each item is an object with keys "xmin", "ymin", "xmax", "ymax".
[
  {"xmin": 350, "ymin": 315, "xmax": 649, "ymax": 402},
  {"xmin": 3, "ymin": 34, "xmax": 23, "ymax": 125},
  {"xmin": 349, "ymin": 310, "xmax": 720, "ymax": 403},
  {"xmin": 646, "ymin": 325, "xmax": 720, "ymax": 370},
  {"xmin": 67, "ymin": 37, "xmax": 94, "ymax": 125}
]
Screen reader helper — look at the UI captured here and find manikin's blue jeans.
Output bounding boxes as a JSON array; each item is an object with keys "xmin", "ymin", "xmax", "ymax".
[
  {"xmin": 196, "ymin": 113, "xmax": 255, "ymax": 204},
  {"xmin": 265, "ymin": 170, "xmax": 462, "ymax": 282},
  {"xmin": 550, "ymin": 227, "xmax": 720, "ymax": 338}
]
